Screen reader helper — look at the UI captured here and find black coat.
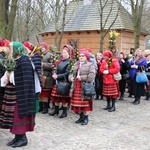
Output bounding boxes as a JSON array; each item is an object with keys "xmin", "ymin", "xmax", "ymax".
[
  {"xmin": 57, "ymin": 58, "xmax": 70, "ymax": 82},
  {"xmin": 14, "ymin": 56, "xmax": 35, "ymax": 117}
]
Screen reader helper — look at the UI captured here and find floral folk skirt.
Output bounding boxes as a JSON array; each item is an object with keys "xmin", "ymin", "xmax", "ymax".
[
  {"xmin": 71, "ymin": 79, "xmax": 93, "ymax": 113},
  {"xmin": 10, "ymin": 102, "xmax": 35, "ymax": 134},
  {"xmin": 51, "ymin": 85, "xmax": 70, "ymax": 103},
  {"xmin": 102, "ymin": 83, "xmax": 119, "ymax": 98},
  {"xmin": 0, "ymin": 84, "xmax": 16, "ymax": 129}
]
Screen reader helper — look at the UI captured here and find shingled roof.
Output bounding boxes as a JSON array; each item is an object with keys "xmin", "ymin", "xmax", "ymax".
[{"xmin": 40, "ymin": 0, "xmax": 147, "ymax": 34}]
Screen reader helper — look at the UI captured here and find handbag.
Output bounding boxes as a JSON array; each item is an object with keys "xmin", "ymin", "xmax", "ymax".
[
  {"xmin": 83, "ymin": 77, "xmax": 96, "ymax": 96},
  {"xmin": 113, "ymin": 72, "xmax": 122, "ymax": 81},
  {"xmin": 136, "ymin": 71, "xmax": 148, "ymax": 83},
  {"xmin": 56, "ymin": 76, "xmax": 71, "ymax": 96}
]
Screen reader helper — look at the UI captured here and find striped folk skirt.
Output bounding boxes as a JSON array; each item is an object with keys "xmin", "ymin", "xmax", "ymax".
[
  {"xmin": 102, "ymin": 83, "xmax": 119, "ymax": 98},
  {"xmin": 40, "ymin": 88, "xmax": 51, "ymax": 98},
  {"xmin": 10, "ymin": 102, "xmax": 35, "ymax": 134},
  {"xmin": 71, "ymin": 79, "xmax": 93, "ymax": 113},
  {"xmin": 0, "ymin": 87, "xmax": 5, "ymax": 113},
  {"xmin": 0, "ymin": 84, "xmax": 16, "ymax": 129},
  {"xmin": 51, "ymin": 85, "xmax": 70, "ymax": 103}
]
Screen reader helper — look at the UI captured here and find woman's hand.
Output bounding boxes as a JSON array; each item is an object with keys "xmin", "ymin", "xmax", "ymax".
[
  {"xmin": 70, "ymin": 77, "xmax": 74, "ymax": 82},
  {"xmin": 131, "ymin": 65, "xmax": 138, "ymax": 69},
  {"xmin": 121, "ymin": 59, "xmax": 125, "ymax": 63},
  {"xmin": 103, "ymin": 70, "xmax": 109, "ymax": 74},
  {"xmin": 52, "ymin": 73, "xmax": 57, "ymax": 80},
  {"xmin": 77, "ymin": 75, "xmax": 81, "ymax": 81},
  {"xmin": 4, "ymin": 78, "xmax": 9, "ymax": 85}
]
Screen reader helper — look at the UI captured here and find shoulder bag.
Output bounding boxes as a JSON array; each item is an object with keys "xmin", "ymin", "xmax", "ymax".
[
  {"xmin": 136, "ymin": 71, "xmax": 148, "ymax": 83},
  {"xmin": 83, "ymin": 77, "xmax": 96, "ymax": 96},
  {"xmin": 113, "ymin": 72, "xmax": 122, "ymax": 81},
  {"xmin": 56, "ymin": 75, "xmax": 71, "ymax": 96}
]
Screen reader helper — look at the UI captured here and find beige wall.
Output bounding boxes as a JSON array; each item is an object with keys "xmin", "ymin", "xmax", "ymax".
[{"xmin": 41, "ymin": 30, "xmax": 146, "ymax": 55}]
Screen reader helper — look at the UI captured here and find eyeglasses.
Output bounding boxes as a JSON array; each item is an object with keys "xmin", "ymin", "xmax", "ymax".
[{"xmin": 79, "ymin": 55, "xmax": 85, "ymax": 57}]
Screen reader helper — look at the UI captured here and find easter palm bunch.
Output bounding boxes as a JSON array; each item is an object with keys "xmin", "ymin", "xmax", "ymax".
[
  {"xmin": 0, "ymin": 54, "xmax": 16, "ymax": 73},
  {"xmin": 108, "ymin": 30, "xmax": 120, "ymax": 51},
  {"xmin": 30, "ymin": 45, "xmax": 43, "ymax": 58},
  {"xmin": 49, "ymin": 46, "xmax": 59, "ymax": 74},
  {"xmin": 69, "ymin": 59, "xmax": 74, "ymax": 75}
]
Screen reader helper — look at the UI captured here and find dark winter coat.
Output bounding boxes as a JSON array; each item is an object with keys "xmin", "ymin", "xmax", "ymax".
[{"xmin": 14, "ymin": 56, "xmax": 35, "ymax": 117}]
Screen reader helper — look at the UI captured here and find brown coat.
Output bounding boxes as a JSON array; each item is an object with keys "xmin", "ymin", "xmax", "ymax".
[
  {"xmin": 69, "ymin": 61, "xmax": 96, "ymax": 99},
  {"xmin": 42, "ymin": 51, "xmax": 54, "ymax": 88}
]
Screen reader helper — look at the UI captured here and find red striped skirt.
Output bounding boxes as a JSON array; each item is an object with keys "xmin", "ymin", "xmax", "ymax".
[
  {"xmin": 0, "ymin": 87, "xmax": 4, "ymax": 113},
  {"xmin": 10, "ymin": 102, "xmax": 35, "ymax": 134},
  {"xmin": 71, "ymin": 79, "xmax": 93, "ymax": 113},
  {"xmin": 0, "ymin": 84, "xmax": 17, "ymax": 129},
  {"xmin": 102, "ymin": 83, "xmax": 119, "ymax": 98},
  {"xmin": 51, "ymin": 85, "xmax": 70, "ymax": 103},
  {"xmin": 40, "ymin": 88, "xmax": 51, "ymax": 98}
]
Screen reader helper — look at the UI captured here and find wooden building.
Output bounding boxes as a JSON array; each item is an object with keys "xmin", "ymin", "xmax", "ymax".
[{"xmin": 40, "ymin": 0, "xmax": 148, "ymax": 55}]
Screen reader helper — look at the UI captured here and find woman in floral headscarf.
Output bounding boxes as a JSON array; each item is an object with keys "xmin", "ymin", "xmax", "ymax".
[
  {"xmin": 0, "ymin": 42, "xmax": 35, "ymax": 148},
  {"xmin": 0, "ymin": 38, "xmax": 9, "ymax": 114},
  {"xmin": 129, "ymin": 49, "xmax": 147, "ymax": 105},
  {"xmin": 69, "ymin": 49, "xmax": 96, "ymax": 125},
  {"xmin": 49, "ymin": 45, "xmax": 74, "ymax": 118},
  {"xmin": 100, "ymin": 50, "xmax": 120, "ymax": 112}
]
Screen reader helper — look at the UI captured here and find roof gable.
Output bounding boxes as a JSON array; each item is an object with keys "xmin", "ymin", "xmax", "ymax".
[{"xmin": 40, "ymin": 0, "xmax": 147, "ymax": 34}]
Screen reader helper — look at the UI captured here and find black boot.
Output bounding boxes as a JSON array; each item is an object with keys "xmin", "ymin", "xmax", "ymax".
[
  {"xmin": 75, "ymin": 112, "xmax": 84, "ymax": 123},
  {"xmin": 41, "ymin": 102, "xmax": 48, "ymax": 114},
  {"xmin": 11, "ymin": 134, "xmax": 28, "ymax": 148},
  {"xmin": 51, "ymin": 102, "xmax": 55, "ymax": 109},
  {"xmin": 132, "ymin": 96, "xmax": 139, "ymax": 104},
  {"xmin": 103, "ymin": 98, "xmax": 111, "ymax": 110},
  {"xmin": 119, "ymin": 92, "xmax": 124, "ymax": 100},
  {"xmin": 94, "ymin": 95, "xmax": 99, "ymax": 100},
  {"xmin": 7, "ymin": 134, "xmax": 20, "ymax": 146},
  {"xmin": 81, "ymin": 115, "xmax": 89, "ymax": 125},
  {"xmin": 67, "ymin": 104, "xmax": 70, "ymax": 110},
  {"xmin": 108, "ymin": 98, "xmax": 116, "ymax": 112},
  {"xmin": 100, "ymin": 95, "xmax": 103, "ymax": 100},
  {"xmin": 49, "ymin": 106, "xmax": 59, "ymax": 116},
  {"xmin": 144, "ymin": 92, "xmax": 149, "ymax": 100},
  {"xmin": 134, "ymin": 97, "xmax": 140, "ymax": 105},
  {"xmin": 39, "ymin": 102, "xmax": 43, "ymax": 112},
  {"xmin": 59, "ymin": 107, "xmax": 67, "ymax": 118},
  {"xmin": 59, "ymin": 105, "xmax": 63, "ymax": 110}
]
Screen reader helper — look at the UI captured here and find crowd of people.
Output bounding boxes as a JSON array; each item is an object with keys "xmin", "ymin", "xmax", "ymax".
[{"xmin": 0, "ymin": 38, "xmax": 150, "ymax": 148}]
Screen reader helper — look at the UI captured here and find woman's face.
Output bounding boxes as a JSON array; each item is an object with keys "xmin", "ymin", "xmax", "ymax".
[
  {"xmin": 103, "ymin": 56, "xmax": 109, "ymax": 60},
  {"xmin": 146, "ymin": 55, "xmax": 150, "ymax": 61},
  {"xmin": 79, "ymin": 53, "xmax": 87, "ymax": 62},
  {"xmin": 96, "ymin": 54, "xmax": 102, "ymax": 60},
  {"xmin": 120, "ymin": 53, "xmax": 124, "ymax": 59},
  {"xmin": 136, "ymin": 50, "xmax": 142, "ymax": 56},
  {"xmin": 62, "ymin": 49, "xmax": 69, "ymax": 59}
]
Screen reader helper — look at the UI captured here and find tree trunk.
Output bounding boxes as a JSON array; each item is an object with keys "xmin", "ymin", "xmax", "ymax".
[{"xmin": 0, "ymin": 0, "xmax": 18, "ymax": 40}]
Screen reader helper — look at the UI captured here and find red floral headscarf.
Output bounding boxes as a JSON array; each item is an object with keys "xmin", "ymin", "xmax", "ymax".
[
  {"xmin": 63, "ymin": 45, "xmax": 74, "ymax": 59},
  {"xmin": 23, "ymin": 41, "xmax": 34, "ymax": 51},
  {"xmin": 0, "ymin": 38, "xmax": 10, "ymax": 48},
  {"xmin": 103, "ymin": 50, "xmax": 113, "ymax": 58},
  {"xmin": 40, "ymin": 42, "xmax": 48, "ymax": 51},
  {"xmin": 79, "ymin": 48, "xmax": 90, "ymax": 61}
]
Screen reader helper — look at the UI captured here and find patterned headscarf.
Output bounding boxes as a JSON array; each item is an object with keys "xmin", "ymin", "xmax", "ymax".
[
  {"xmin": 79, "ymin": 48, "xmax": 90, "ymax": 61},
  {"xmin": 0, "ymin": 38, "xmax": 10, "ymax": 47},
  {"xmin": 103, "ymin": 50, "xmax": 113, "ymax": 58},
  {"xmin": 11, "ymin": 42, "xmax": 26, "ymax": 58},
  {"xmin": 40, "ymin": 42, "xmax": 48, "ymax": 51},
  {"xmin": 23, "ymin": 41, "xmax": 34, "ymax": 51},
  {"xmin": 63, "ymin": 45, "xmax": 74, "ymax": 59}
]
